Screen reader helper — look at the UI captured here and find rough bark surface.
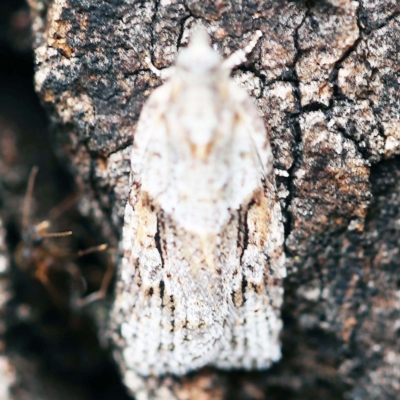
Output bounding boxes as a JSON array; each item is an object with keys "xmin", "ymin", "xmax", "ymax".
[
  {"xmin": 0, "ymin": 218, "xmax": 16, "ymax": 400},
  {"xmin": 23, "ymin": 0, "xmax": 400, "ymax": 398}
]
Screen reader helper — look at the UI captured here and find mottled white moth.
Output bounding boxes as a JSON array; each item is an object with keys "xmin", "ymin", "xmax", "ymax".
[{"xmin": 109, "ymin": 26, "xmax": 286, "ymax": 377}]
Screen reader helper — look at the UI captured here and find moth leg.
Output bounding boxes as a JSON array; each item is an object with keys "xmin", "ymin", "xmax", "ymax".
[
  {"xmin": 144, "ymin": 55, "xmax": 175, "ymax": 80},
  {"xmin": 221, "ymin": 30, "xmax": 262, "ymax": 71},
  {"xmin": 34, "ymin": 262, "xmax": 68, "ymax": 307},
  {"xmin": 75, "ymin": 244, "xmax": 114, "ymax": 308},
  {"xmin": 22, "ymin": 166, "xmax": 39, "ymax": 231}
]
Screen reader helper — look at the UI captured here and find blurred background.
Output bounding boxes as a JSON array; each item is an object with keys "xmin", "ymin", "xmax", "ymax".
[{"xmin": 0, "ymin": 2, "xmax": 130, "ymax": 398}]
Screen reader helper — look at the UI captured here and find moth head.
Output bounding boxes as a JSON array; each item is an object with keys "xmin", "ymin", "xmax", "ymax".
[{"xmin": 176, "ymin": 27, "xmax": 223, "ymax": 77}]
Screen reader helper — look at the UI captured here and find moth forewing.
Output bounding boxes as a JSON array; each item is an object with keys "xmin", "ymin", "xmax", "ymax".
[{"xmin": 110, "ymin": 26, "xmax": 286, "ymax": 377}]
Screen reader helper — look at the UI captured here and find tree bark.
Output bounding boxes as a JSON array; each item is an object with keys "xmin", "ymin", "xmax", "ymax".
[{"xmin": 27, "ymin": 0, "xmax": 400, "ymax": 398}]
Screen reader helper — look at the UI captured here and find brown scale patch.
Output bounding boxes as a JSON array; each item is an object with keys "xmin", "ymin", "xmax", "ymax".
[
  {"xmin": 134, "ymin": 196, "xmax": 158, "ymax": 248},
  {"xmin": 246, "ymin": 188, "xmax": 273, "ymax": 248},
  {"xmin": 251, "ymin": 283, "xmax": 263, "ymax": 295},
  {"xmin": 232, "ymin": 290, "xmax": 244, "ymax": 307}
]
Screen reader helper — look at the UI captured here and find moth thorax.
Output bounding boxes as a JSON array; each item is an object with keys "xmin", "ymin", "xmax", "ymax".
[
  {"xmin": 186, "ymin": 125, "xmax": 217, "ymax": 160},
  {"xmin": 177, "ymin": 92, "xmax": 224, "ymax": 160},
  {"xmin": 176, "ymin": 27, "xmax": 222, "ymax": 76},
  {"xmin": 183, "ymin": 111, "xmax": 217, "ymax": 142}
]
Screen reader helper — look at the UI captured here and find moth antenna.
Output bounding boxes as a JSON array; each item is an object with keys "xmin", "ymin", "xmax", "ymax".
[
  {"xmin": 144, "ymin": 54, "xmax": 174, "ymax": 80},
  {"xmin": 77, "ymin": 243, "xmax": 108, "ymax": 257},
  {"xmin": 48, "ymin": 192, "xmax": 79, "ymax": 221},
  {"xmin": 22, "ymin": 166, "xmax": 39, "ymax": 231},
  {"xmin": 41, "ymin": 230, "xmax": 73, "ymax": 239},
  {"xmin": 221, "ymin": 30, "xmax": 263, "ymax": 71}
]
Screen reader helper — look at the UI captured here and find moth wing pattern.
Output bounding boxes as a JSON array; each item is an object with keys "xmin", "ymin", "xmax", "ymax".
[
  {"xmin": 214, "ymin": 83, "xmax": 286, "ymax": 370},
  {"xmin": 109, "ymin": 28, "xmax": 286, "ymax": 377},
  {"xmin": 112, "ymin": 81, "xmax": 231, "ymax": 376}
]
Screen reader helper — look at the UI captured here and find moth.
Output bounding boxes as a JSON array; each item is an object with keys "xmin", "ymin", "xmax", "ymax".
[
  {"xmin": 14, "ymin": 166, "xmax": 76, "ymax": 308},
  {"xmin": 15, "ymin": 167, "xmax": 113, "ymax": 310},
  {"xmin": 109, "ymin": 27, "xmax": 286, "ymax": 377}
]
